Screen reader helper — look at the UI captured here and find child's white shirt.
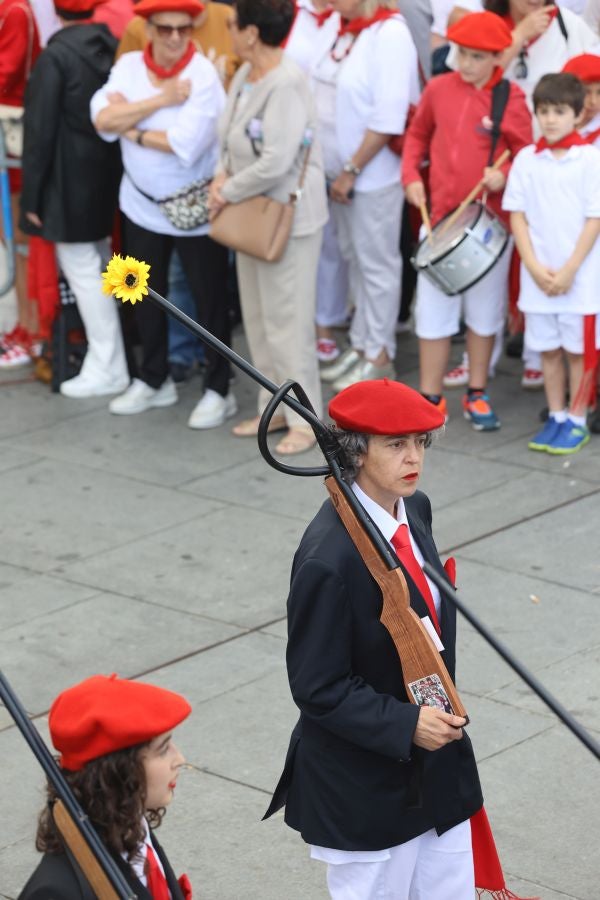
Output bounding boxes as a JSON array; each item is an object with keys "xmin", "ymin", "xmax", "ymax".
[{"xmin": 503, "ymin": 142, "xmax": 600, "ymax": 314}]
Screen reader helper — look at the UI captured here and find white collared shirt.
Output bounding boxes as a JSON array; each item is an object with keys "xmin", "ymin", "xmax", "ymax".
[
  {"xmin": 284, "ymin": 0, "xmax": 340, "ymax": 74},
  {"xmin": 351, "ymin": 482, "xmax": 441, "ymax": 617},
  {"xmin": 503, "ymin": 142, "xmax": 600, "ymax": 315},
  {"xmin": 125, "ymin": 818, "xmax": 169, "ymax": 891}
]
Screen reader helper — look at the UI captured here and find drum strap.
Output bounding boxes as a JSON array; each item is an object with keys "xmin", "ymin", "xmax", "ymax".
[{"xmin": 487, "ymin": 79, "xmax": 511, "ymax": 167}]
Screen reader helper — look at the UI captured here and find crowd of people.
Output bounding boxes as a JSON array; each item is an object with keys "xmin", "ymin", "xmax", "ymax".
[{"xmin": 2, "ymin": 0, "xmax": 600, "ymax": 453}]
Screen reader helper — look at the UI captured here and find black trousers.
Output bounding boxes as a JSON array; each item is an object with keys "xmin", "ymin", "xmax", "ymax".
[{"xmin": 122, "ymin": 215, "xmax": 231, "ymax": 393}]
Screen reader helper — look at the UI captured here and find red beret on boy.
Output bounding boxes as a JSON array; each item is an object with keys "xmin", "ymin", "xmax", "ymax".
[
  {"xmin": 135, "ymin": 0, "xmax": 204, "ymax": 19},
  {"xmin": 562, "ymin": 54, "xmax": 600, "ymax": 83},
  {"xmin": 447, "ymin": 11, "xmax": 512, "ymax": 53},
  {"xmin": 49, "ymin": 674, "xmax": 192, "ymax": 771},
  {"xmin": 329, "ymin": 379, "xmax": 445, "ymax": 435}
]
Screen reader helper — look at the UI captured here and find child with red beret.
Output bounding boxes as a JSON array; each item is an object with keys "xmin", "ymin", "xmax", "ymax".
[
  {"xmin": 18, "ymin": 674, "xmax": 193, "ymax": 899},
  {"xmin": 562, "ymin": 54, "xmax": 600, "ymax": 147},
  {"xmin": 402, "ymin": 11, "xmax": 532, "ymax": 431}
]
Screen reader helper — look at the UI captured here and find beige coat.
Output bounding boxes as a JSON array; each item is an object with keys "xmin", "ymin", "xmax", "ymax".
[{"xmin": 218, "ymin": 57, "xmax": 328, "ymax": 238}]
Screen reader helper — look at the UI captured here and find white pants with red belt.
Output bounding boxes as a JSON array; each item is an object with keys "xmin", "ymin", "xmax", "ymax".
[{"xmin": 311, "ymin": 820, "xmax": 475, "ymax": 900}]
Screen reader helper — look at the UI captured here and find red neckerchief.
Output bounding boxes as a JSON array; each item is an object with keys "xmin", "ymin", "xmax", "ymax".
[
  {"xmin": 312, "ymin": 6, "xmax": 334, "ymax": 26},
  {"xmin": 504, "ymin": 5, "xmax": 557, "ymax": 48},
  {"xmin": 482, "ymin": 66, "xmax": 504, "ymax": 90},
  {"xmin": 338, "ymin": 7, "xmax": 396, "ymax": 37},
  {"xmin": 583, "ymin": 126, "xmax": 600, "ymax": 144},
  {"xmin": 143, "ymin": 41, "xmax": 195, "ymax": 79},
  {"xmin": 535, "ymin": 130, "xmax": 587, "ymax": 153}
]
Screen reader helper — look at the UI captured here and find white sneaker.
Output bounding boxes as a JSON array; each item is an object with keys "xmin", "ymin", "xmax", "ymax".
[
  {"xmin": 60, "ymin": 373, "xmax": 129, "ymax": 398},
  {"xmin": 109, "ymin": 377, "xmax": 178, "ymax": 415},
  {"xmin": 188, "ymin": 389, "xmax": 237, "ymax": 429}
]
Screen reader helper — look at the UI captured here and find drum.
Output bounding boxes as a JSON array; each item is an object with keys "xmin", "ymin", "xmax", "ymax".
[{"xmin": 411, "ymin": 201, "xmax": 508, "ymax": 296}]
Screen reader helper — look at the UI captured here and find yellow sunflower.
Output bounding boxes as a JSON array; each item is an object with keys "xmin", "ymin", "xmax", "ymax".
[{"xmin": 102, "ymin": 254, "xmax": 150, "ymax": 305}]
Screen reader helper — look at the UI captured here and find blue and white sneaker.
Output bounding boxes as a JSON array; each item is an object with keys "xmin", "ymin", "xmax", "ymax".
[
  {"xmin": 546, "ymin": 419, "xmax": 591, "ymax": 455},
  {"xmin": 528, "ymin": 417, "xmax": 563, "ymax": 452}
]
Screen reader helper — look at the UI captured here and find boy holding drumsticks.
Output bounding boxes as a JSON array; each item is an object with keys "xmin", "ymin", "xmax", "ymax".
[{"xmin": 403, "ymin": 11, "xmax": 531, "ymax": 430}]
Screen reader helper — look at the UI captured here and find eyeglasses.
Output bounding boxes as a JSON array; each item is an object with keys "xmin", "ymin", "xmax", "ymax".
[
  {"xmin": 515, "ymin": 49, "xmax": 528, "ymax": 80},
  {"xmin": 149, "ymin": 20, "xmax": 194, "ymax": 37}
]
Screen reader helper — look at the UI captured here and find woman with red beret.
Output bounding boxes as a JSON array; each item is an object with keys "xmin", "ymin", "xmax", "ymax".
[
  {"xmin": 92, "ymin": 0, "xmax": 234, "ymax": 428},
  {"xmin": 18, "ymin": 674, "xmax": 193, "ymax": 899},
  {"xmin": 264, "ymin": 379, "xmax": 490, "ymax": 899}
]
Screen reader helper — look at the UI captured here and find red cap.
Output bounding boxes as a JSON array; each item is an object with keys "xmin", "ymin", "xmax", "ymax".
[
  {"xmin": 562, "ymin": 54, "xmax": 600, "ymax": 83},
  {"xmin": 447, "ymin": 11, "xmax": 512, "ymax": 52},
  {"xmin": 329, "ymin": 379, "xmax": 445, "ymax": 435},
  {"xmin": 135, "ymin": 0, "xmax": 204, "ymax": 18},
  {"xmin": 49, "ymin": 674, "xmax": 192, "ymax": 771}
]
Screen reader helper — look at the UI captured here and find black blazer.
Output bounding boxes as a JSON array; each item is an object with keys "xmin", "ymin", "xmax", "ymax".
[
  {"xmin": 18, "ymin": 830, "xmax": 185, "ymax": 900},
  {"xmin": 264, "ymin": 491, "xmax": 483, "ymax": 851}
]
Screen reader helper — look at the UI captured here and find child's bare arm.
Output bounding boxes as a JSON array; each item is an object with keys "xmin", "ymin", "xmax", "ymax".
[
  {"xmin": 548, "ymin": 218, "xmax": 600, "ymax": 296},
  {"xmin": 510, "ymin": 211, "xmax": 554, "ymax": 294}
]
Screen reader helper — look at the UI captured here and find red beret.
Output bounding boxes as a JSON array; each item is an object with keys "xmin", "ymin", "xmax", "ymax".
[
  {"xmin": 562, "ymin": 54, "xmax": 600, "ymax": 83},
  {"xmin": 447, "ymin": 11, "xmax": 512, "ymax": 53},
  {"xmin": 329, "ymin": 379, "xmax": 445, "ymax": 435},
  {"xmin": 54, "ymin": 0, "xmax": 104, "ymax": 14},
  {"xmin": 49, "ymin": 674, "xmax": 191, "ymax": 771},
  {"xmin": 135, "ymin": 0, "xmax": 204, "ymax": 19}
]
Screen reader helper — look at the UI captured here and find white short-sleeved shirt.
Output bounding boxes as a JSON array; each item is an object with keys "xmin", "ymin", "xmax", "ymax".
[
  {"xmin": 502, "ymin": 143, "xmax": 600, "ymax": 314},
  {"xmin": 284, "ymin": 0, "xmax": 340, "ymax": 73},
  {"xmin": 91, "ymin": 51, "xmax": 225, "ymax": 236},
  {"xmin": 311, "ymin": 15, "xmax": 420, "ymax": 192}
]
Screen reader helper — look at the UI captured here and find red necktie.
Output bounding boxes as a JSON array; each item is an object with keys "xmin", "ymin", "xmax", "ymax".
[
  {"xmin": 391, "ymin": 524, "xmax": 441, "ymax": 635},
  {"xmin": 146, "ymin": 845, "xmax": 170, "ymax": 900}
]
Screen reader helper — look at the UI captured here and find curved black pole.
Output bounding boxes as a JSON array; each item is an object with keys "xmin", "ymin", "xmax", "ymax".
[
  {"xmin": 145, "ymin": 287, "xmax": 600, "ymax": 760},
  {"xmin": 423, "ymin": 565, "xmax": 600, "ymax": 761},
  {"xmin": 0, "ymin": 670, "xmax": 136, "ymax": 898}
]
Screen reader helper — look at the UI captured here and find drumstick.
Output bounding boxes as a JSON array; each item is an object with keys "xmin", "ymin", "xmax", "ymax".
[
  {"xmin": 419, "ymin": 202, "xmax": 433, "ymax": 243},
  {"xmin": 437, "ymin": 149, "xmax": 511, "ymax": 239}
]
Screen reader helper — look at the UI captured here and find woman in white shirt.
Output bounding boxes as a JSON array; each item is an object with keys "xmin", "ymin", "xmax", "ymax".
[
  {"xmin": 314, "ymin": 0, "xmax": 420, "ymax": 391},
  {"xmin": 91, "ymin": 0, "xmax": 233, "ymax": 428}
]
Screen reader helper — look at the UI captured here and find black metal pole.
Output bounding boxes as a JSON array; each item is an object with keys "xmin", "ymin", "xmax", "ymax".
[
  {"xmin": 0, "ymin": 671, "xmax": 137, "ymax": 898},
  {"xmin": 422, "ymin": 565, "xmax": 600, "ymax": 761}
]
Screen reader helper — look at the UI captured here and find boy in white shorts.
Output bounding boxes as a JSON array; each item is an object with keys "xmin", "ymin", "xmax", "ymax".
[
  {"xmin": 403, "ymin": 11, "xmax": 532, "ymax": 431},
  {"xmin": 503, "ymin": 72, "xmax": 600, "ymax": 454}
]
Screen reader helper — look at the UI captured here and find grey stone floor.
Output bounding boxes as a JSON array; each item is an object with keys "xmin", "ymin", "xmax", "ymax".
[{"xmin": 0, "ymin": 328, "xmax": 598, "ymax": 899}]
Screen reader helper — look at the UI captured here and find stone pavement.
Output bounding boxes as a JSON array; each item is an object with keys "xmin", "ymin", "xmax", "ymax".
[{"xmin": 0, "ymin": 328, "xmax": 598, "ymax": 899}]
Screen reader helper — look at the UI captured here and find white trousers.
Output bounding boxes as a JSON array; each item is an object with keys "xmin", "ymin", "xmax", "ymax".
[
  {"xmin": 330, "ymin": 183, "xmax": 403, "ymax": 361},
  {"xmin": 56, "ymin": 241, "xmax": 128, "ymax": 384},
  {"xmin": 314, "ymin": 821, "xmax": 475, "ymax": 900},
  {"xmin": 236, "ymin": 230, "xmax": 324, "ymax": 427},
  {"xmin": 316, "ymin": 209, "xmax": 350, "ymax": 328}
]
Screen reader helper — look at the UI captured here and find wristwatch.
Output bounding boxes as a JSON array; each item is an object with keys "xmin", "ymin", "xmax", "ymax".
[
  {"xmin": 136, "ymin": 130, "xmax": 146, "ymax": 146},
  {"xmin": 343, "ymin": 160, "xmax": 361, "ymax": 177}
]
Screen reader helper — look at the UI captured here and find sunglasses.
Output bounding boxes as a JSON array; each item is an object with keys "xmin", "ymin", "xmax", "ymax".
[
  {"xmin": 149, "ymin": 20, "xmax": 193, "ymax": 37},
  {"xmin": 515, "ymin": 49, "xmax": 528, "ymax": 80}
]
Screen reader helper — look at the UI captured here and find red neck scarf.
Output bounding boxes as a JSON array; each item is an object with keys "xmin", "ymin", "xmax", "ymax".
[
  {"xmin": 504, "ymin": 4, "xmax": 557, "ymax": 48},
  {"xmin": 338, "ymin": 7, "xmax": 396, "ymax": 37},
  {"xmin": 583, "ymin": 126, "xmax": 600, "ymax": 145},
  {"xmin": 143, "ymin": 40, "xmax": 195, "ymax": 80},
  {"xmin": 312, "ymin": 6, "xmax": 334, "ymax": 26},
  {"xmin": 482, "ymin": 65, "xmax": 504, "ymax": 91},
  {"xmin": 535, "ymin": 130, "xmax": 587, "ymax": 153}
]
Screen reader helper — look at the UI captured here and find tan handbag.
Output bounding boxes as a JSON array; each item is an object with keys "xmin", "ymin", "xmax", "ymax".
[
  {"xmin": 210, "ymin": 193, "xmax": 296, "ymax": 262},
  {"xmin": 210, "ymin": 96, "xmax": 312, "ymax": 263}
]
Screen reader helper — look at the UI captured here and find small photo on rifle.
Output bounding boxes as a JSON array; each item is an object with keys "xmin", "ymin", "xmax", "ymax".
[{"xmin": 408, "ymin": 674, "xmax": 454, "ymax": 715}]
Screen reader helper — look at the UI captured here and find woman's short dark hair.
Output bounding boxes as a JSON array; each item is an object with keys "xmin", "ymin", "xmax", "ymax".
[
  {"xmin": 330, "ymin": 427, "xmax": 438, "ymax": 484},
  {"xmin": 36, "ymin": 743, "xmax": 164, "ymax": 860},
  {"xmin": 235, "ymin": 0, "xmax": 295, "ymax": 46},
  {"xmin": 533, "ymin": 73, "xmax": 585, "ymax": 115}
]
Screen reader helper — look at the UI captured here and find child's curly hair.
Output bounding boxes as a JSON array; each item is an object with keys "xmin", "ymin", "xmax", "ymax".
[{"xmin": 36, "ymin": 743, "xmax": 164, "ymax": 861}]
